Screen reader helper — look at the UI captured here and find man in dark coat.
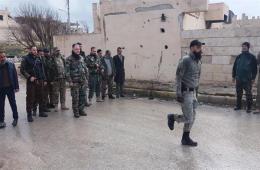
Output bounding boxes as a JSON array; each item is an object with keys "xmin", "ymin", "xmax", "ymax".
[
  {"xmin": 232, "ymin": 42, "xmax": 258, "ymax": 113},
  {"xmin": 20, "ymin": 46, "xmax": 48, "ymax": 122},
  {"xmin": 0, "ymin": 50, "xmax": 19, "ymax": 128},
  {"xmin": 113, "ymin": 47, "xmax": 125, "ymax": 98}
]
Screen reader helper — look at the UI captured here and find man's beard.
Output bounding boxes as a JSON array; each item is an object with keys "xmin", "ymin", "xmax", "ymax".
[{"xmin": 194, "ymin": 51, "xmax": 202, "ymax": 60}]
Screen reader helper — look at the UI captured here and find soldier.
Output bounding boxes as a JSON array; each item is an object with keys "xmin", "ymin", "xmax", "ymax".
[
  {"xmin": 43, "ymin": 48, "xmax": 56, "ymax": 111},
  {"xmin": 65, "ymin": 44, "xmax": 88, "ymax": 118},
  {"xmin": 113, "ymin": 47, "xmax": 125, "ymax": 98},
  {"xmin": 85, "ymin": 47, "xmax": 103, "ymax": 103},
  {"xmin": 52, "ymin": 47, "xmax": 69, "ymax": 111},
  {"xmin": 32, "ymin": 49, "xmax": 51, "ymax": 116},
  {"xmin": 167, "ymin": 40, "xmax": 204, "ymax": 147},
  {"xmin": 77, "ymin": 42, "xmax": 91, "ymax": 107},
  {"xmin": 101, "ymin": 50, "xmax": 115, "ymax": 100},
  {"xmin": 20, "ymin": 46, "xmax": 48, "ymax": 122},
  {"xmin": 232, "ymin": 42, "xmax": 257, "ymax": 113}
]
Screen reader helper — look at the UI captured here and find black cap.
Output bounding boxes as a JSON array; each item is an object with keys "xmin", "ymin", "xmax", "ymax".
[
  {"xmin": 190, "ymin": 40, "xmax": 205, "ymax": 48},
  {"xmin": 43, "ymin": 48, "xmax": 49, "ymax": 53},
  {"xmin": 77, "ymin": 42, "xmax": 82, "ymax": 45}
]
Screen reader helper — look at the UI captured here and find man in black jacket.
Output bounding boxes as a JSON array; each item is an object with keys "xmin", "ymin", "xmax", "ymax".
[
  {"xmin": 232, "ymin": 42, "xmax": 257, "ymax": 113},
  {"xmin": 113, "ymin": 47, "xmax": 125, "ymax": 98},
  {"xmin": 0, "ymin": 50, "xmax": 19, "ymax": 128},
  {"xmin": 20, "ymin": 46, "xmax": 48, "ymax": 122}
]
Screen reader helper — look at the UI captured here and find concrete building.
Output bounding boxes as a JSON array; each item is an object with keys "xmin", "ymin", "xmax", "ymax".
[
  {"xmin": 0, "ymin": 8, "xmax": 18, "ymax": 44},
  {"xmin": 53, "ymin": 0, "xmax": 260, "ymax": 88}
]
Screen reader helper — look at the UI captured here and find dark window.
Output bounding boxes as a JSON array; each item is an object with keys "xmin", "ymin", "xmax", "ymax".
[{"xmin": 0, "ymin": 15, "xmax": 3, "ymax": 21}]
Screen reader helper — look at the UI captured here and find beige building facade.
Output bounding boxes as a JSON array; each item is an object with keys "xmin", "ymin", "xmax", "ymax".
[{"xmin": 54, "ymin": 0, "xmax": 260, "ymax": 87}]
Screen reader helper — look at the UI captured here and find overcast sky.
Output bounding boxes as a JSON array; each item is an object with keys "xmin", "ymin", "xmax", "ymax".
[{"xmin": 0, "ymin": 0, "xmax": 259, "ymax": 31}]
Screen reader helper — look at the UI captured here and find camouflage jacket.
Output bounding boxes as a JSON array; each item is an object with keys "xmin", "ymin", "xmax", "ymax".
[
  {"xmin": 66, "ymin": 52, "xmax": 88, "ymax": 84},
  {"xmin": 53, "ymin": 54, "xmax": 66, "ymax": 79},
  {"xmin": 42, "ymin": 56, "xmax": 58, "ymax": 82},
  {"xmin": 85, "ymin": 54, "xmax": 102, "ymax": 75}
]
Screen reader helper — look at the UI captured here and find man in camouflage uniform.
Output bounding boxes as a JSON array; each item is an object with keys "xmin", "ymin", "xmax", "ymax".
[
  {"xmin": 42, "ymin": 48, "xmax": 57, "ymax": 111},
  {"xmin": 85, "ymin": 47, "xmax": 103, "ymax": 103},
  {"xmin": 100, "ymin": 50, "xmax": 115, "ymax": 100},
  {"xmin": 20, "ymin": 46, "xmax": 48, "ymax": 122},
  {"xmin": 77, "ymin": 42, "xmax": 91, "ymax": 107},
  {"xmin": 52, "ymin": 47, "xmax": 69, "ymax": 111},
  {"xmin": 65, "ymin": 44, "xmax": 88, "ymax": 118}
]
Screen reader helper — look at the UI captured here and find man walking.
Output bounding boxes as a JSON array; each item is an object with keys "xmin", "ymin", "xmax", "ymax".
[
  {"xmin": 52, "ymin": 47, "xmax": 69, "ymax": 111},
  {"xmin": 85, "ymin": 47, "xmax": 103, "ymax": 103},
  {"xmin": 167, "ymin": 40, "xmax": 203, "ymax": 147},
  {"xmin": 101, "ymin": 50, "xmax": 115, "ymax": 100},
  {"xmin": 232, "ymin": 42, "xmax": 257, "ymax": 113},
  {"xmin": 113, "ymin": 47, "xmax": 125, "ymax": 98},
  {"xmin": 0, "ymin": 50, "xmax": 19, "ymax": 128},
  {"xmin": 21, "ymin": 46, "xmax": 48, "ymax": 122},
  {"xmin": 65, "ymin": 44, "xmax": 88, "ymax": 118}
]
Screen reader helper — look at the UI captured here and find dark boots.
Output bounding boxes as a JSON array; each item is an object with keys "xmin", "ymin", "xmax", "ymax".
[
  {"xmin": 27, "ymin": 113, "xmax": 34, "ymax": 122},
  {"xmin": 12, "ymin": 119, "xmax": 18, "ymax": 127},
  {"xmin": 181, "ymin": 132, "xmax": 198, "ymax": 147},
  {"xmin": 79, "ymin": 110, "xmax": 87, "ymax": 116},
  {"xmin": 167, "ymin": 114, "xmax": 175, "ymax": 131}
]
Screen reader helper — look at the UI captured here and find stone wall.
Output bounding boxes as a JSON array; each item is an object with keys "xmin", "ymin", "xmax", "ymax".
[{"xmin": 182, "ymin": 27, "xmax": 260, "ymax": 85}]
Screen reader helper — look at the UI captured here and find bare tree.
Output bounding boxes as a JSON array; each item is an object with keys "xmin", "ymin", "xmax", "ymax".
[{"xmin": 9, "ymin": 3, "xmax": 66, "ymax": 50}]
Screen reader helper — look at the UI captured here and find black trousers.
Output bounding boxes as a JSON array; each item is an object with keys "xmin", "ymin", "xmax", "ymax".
[
  {"xmin": 0, "ymin": 86, "xmax": 18, "ymax": 122},
  {"xmin": 236, "ymin": 80, "xmax": 253, "ymax": 109}
]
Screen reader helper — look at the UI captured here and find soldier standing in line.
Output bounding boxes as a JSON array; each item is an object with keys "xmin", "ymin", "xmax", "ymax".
[
  {"xmin": 20, "ymin": 46, "xmax": 48, "ymax": 122},
  {"xmin": 77, "ymin": 42, "xmax": 91, "ymax": 107},
  {"xmin": 52, "ymin": 47, "xmax": 69, "ymax": 111},
  {"xmin": 65, "ymin": 44, "xmax": 88, "ymax": 118},
  {"xmin": 100, "ymin": 50, "xmax": 116, "ymax": 100},
  {"xmin": 43, "ymin": 48, "xmax": 57, "ymax": 111},
  {"xmin": 85, "ymin": 47, "xmax": 103, "ymax": 103},
  {"xmin": 167, "ymin": 40, "xmax": 204, "ymax": 147}
]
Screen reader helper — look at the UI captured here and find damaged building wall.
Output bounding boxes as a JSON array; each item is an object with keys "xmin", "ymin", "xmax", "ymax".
[{"xmin": 182, "ymin": 26, "xmax": 260, "ymax": 85}]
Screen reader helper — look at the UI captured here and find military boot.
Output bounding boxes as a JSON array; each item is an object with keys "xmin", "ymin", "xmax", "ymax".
[
  {"xmin": 27, "ymin": 113, "xmax": 34, "ymax": 122},
  {"xmin": 167, "ymin": 114, "xmax": 175, "ymax": 131},
  {"xmin": 0, "ymin": 122, "xmax": 6, "ymax": 129},
  {"xmin": 109, "ymin": 95, "xmax": 115, "ymax": 99},
  {"xmin": 74, "ymin": 112, "xmax": 80, "ymax": 118},
  {"xmin": 61, "ymin": 103, "xmax": 69, "ymax": 110},
  {"xmin": 54, "ymin": 105, "xmax": 59, "ymax": 112},
  {"xmin": 96, "ymin": 97, "xmax": 104, "ymax": 102},
  {"xmin": 79, "ymin": 110, "xmax": 87, "ymax": 116},
  {"xmin": 12, "ymin": 119, "xmax": 18, "ymax": 127},
  {"xmin": 181, "ymin": 132, "xmax": 198, "ymax": 147},
  {"xmin": 39, "ymin": 112, "xmax": 48, "ymax": 117}
]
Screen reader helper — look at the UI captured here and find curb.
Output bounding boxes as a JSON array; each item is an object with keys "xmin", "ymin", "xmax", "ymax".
[{"xmin": 124, "ymin": 87, "xmax": 236, "ymax": 106}]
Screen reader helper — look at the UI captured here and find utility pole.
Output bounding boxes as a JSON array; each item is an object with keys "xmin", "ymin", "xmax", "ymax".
[{"xmin": 66, "ymin": 0, "xmax": 71, "ymax": 34}]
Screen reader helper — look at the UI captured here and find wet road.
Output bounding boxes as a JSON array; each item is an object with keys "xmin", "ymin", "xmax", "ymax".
[{"xmin": 0, "ymin": 84, "xmax": 260, "ymax": 170}]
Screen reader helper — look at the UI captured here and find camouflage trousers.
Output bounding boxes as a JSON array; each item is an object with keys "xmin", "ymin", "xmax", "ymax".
[
  {"xmin": 70, "ymin": 83, "xmax": 86, "ymax": 114},
  {"xmin": 174, "ymin": 91, "xmax": 198, "ymax": 132},
  {"xmin": 88, "ymin": 74, "xmax": 101, "ymax": 99},
  {"xmin": 101, "ymin": 76, "xmax": 113, "ymax": 97},
  {"xmin": 53, "ymin": 78, "xmax": 66, "ymax": 106}
]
